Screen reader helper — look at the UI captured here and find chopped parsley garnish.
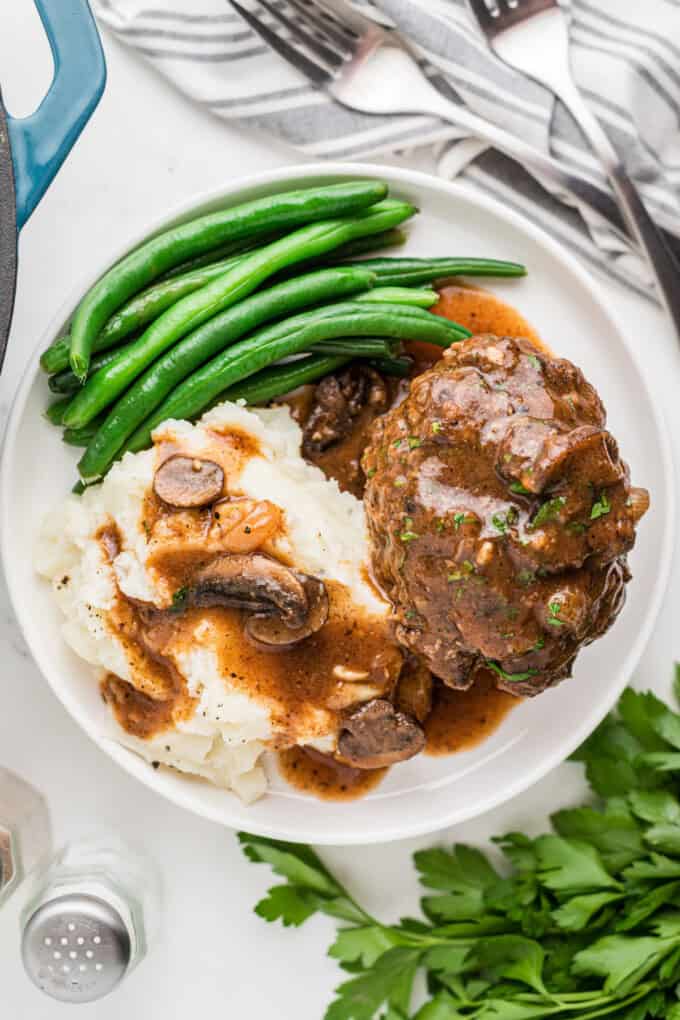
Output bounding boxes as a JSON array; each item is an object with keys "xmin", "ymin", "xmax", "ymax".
[
  {"xmin": 407, "ymin": 436, "xmax": 422, "ymax": 450},
  {"xmin": 510, "ymin": 480, "xmax": 531, "ymax": 495},
  {"xmin": 399, "ymin": 516, "xmax": 419, "ymax": 543},
  {"xmin": 453, "ymin": 512, "xmax": 467, "ymax": 529},
  {"xmin": 567, "ymin": 520, "xmax": 587, "ymax": 535},
  {"xmin": 527, "ymin": 354, "xmax": 541, "ymax": 370},
  {"xmin": 447, "ymin": 560, "xmax": 475, "ymax": 583},
  {"xmin": 171, "ymin": 586, "xmax": 189, "ymax": 612},
  {"xmin": 517, "ymin": 569, "xmax": 536, "ymax": 586},
  {"xmin": 405, "ymin": 609, "xmax": 418, "ymax": 620},
  {"xmin": 394, "ymin": 477, "xmax": 406, "ymax": 488},
  {"xmin": 365, "ymin": 467, "xmax": 376, "ymax": 478},
  {"xmin": 486, "ymin": 660, "xmax": 539, "ymax": 683},
  {"xmin": 530, "ymin": 495, "xmax": 566, "ymax": 529},
  {"xmin": 548, "ymin": 600, "xmax": 565, "ymax": 627},
  {"xmin": 431, "ymin": 420, "xmax": 442, "ymax": 434},
  {"xmin": 533, "ymin": 636, "xmax": 545, "ymax": 650},
  {"xmin": 491, "ymin": 512, "xmax": 508, "ymax": 534},
  {"xmin": 435, "ymin": 519, "xmax": 445, "ymax": 533},
  {"xmin": 590, "ymin": 490, "xmax": 612, "ymax": 520},
  {"xmin": 492, "ymin": 507, "xmax": 519, "ymax": 534}
]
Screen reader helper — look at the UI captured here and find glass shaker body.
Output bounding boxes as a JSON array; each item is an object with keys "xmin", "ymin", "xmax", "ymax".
[
  {"xmin": 22, "ymin": 832, "xmax": 162, "ymax": 972},
  {"xmin": 0, "ymin": 767, "xmax": 52, "ymax": 908}
]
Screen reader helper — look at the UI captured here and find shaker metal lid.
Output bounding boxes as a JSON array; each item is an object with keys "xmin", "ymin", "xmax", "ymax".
[{"xmin": 22, "ymin": 893, "xmax": 131, "ymax": 1003}]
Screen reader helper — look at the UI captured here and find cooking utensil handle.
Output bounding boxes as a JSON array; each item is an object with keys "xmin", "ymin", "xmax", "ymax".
[{"xmin": 7, "ymin": 0, "xmax": 106, "ymax": 230}]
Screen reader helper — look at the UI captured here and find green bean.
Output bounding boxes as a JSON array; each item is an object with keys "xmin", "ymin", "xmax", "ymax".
[
  {"xmin": 41, "ymin": 258, "xmax": 245, "ymax": 375},
  {"xmin": 68, "ymin": 180, "xmax": 388, "ymax": 380},
  {"xmin": 334, "ymin": 256, "xmax": 527, "ymax": 286},
  {"xmin": 370, "ymin": 356, "xmax": 413, "ymax": 377},
  {"xmin": 310, "ymin": 301, "xmax": 471, "ymax": 345},
  {"xmin": 45, "ymin": 397, "xmax": 71, "ymax": 425},
  {"xmin": 309, "ymin": 338, "xmax": 399, "ymax": 358},
  {"xmin": 63, "ymin": 200, "xmax": 415, "ymax": 430},
  {"xmin": 326, "ymin": 228, "xmax": 407, "ymax": 259},
  {"xmin": 75, "ymin": 268, "xmax": 377, "ymax": 481},
  {"xmin": 120, "ymin": 302, "xmax": 466, "ymax": 465},
  {"xmin": 221, "ymin": 354, "xmax": 350, "ymax": 406},
  {"xmin": 355, "ymin": 286, "xmax": 437, "ymax": 307},
  {"xmin": 63, "ymin": 421, "xmax": 103, "ymax": 447},
  {"xmin": 159, "ymin": 233, "xmax": 280, "ymax": 279},
  {"xmin": 48, "ymin": 346, "xmax": 133, "ymax": 395}
]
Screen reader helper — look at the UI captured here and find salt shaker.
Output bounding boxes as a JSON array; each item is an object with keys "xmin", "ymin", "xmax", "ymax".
[
  {"xmin": 21, "ymin": 834, "xmax": 162, "ymax": 1002},
  {"xmin": 0, "ymin": 767, "xmax": 52, "ymax": 908}
]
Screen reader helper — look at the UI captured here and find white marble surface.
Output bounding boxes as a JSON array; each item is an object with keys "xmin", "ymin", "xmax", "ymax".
[{"xmin": 1, "ymin": 6, "xmax": 679, "ymax": 1017}]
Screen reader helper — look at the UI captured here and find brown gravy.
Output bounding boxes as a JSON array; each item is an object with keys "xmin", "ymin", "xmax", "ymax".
[
  {"xmin": 425, "ymin": 671, "xmax": 517, "ymax": 756},
  {"xmin": 96, "ymin": 522, "xmax": 198, "ymax": 739},
  {"xmin": 278, "ymin": 746, "xmax": 386, "ymax": 800},
  {"xmin": 432, "ymin": 282, "xmax": 548, "ymax": 353}
]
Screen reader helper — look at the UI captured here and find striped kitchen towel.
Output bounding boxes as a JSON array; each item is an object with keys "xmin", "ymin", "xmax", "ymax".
[{"xmin": 94, "ymin": 0, "xmax": 680, "ymax": 301}]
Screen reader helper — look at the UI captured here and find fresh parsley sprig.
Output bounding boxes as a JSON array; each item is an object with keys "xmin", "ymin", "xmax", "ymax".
[{"xmin": 240, "ymin": 668, "xmax": 680, "ymax": 1020}]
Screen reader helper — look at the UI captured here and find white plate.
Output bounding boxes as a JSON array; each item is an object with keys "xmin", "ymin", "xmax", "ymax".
[{"xmin": 1, "ymin": 163, "xmax": 673, "ymax": 844}]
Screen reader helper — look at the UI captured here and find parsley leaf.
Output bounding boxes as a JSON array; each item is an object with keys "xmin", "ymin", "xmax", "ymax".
[
  {"xmin": 552, "ymin": 802, "xmax": 644, "ymax": 873},
  {"xmin": 529, "ymin": 496, "xmax": 566, "ymax": 529},
  {"xmin": 171, "ymin": 586, "xmax": 188, "ymax": 612},
  {"xmin": 534, "ymin": 835, "xmax": 620, "ymax": 894},
  {"xmin": 547, "ymin": 601, "xmax": 564, "ymax": 627},
  {"xmin": 486, "ymin": 661, "xmax": 538, "ymax": 684},
  {"xmin": 572, "ymin": 933, "xmax": 677, "ymax": 995},
  {"xmin": 416, "ymin": 845, "xmax": 499, "ymax": 923},
  {"xmin": 590, "ymin": 491, "xmax": 612, "ymax": 520},
  {"xmin": 326, "ymin": 947, "xmax": 421, "ymax": 1020},
  {"xmin": 551, "ymin": 891, "xmax": 625, "ymax": 932}
]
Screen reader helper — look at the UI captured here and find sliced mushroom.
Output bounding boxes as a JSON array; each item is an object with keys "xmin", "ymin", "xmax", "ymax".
[
  {"xmin": 187, "ymin": 553, "xmax": 310, "ymax": 626},
  {"xmin": 246, "ymin": 575, "xmax": 329, "ymax": 647},
  {"xmin": 628, "ymin": 486, "xmax": 650, "ymax": 522},
  {"xmin": 394, "ymin": 654, "xmax": 433, "ymax": 724},
  {"xmin": 337, "ymin": 698, "xmax": 425, "ymax": 769},
  {"xmin": 154, "ymin": 455, "xmax": 224, "ymax": 508}
]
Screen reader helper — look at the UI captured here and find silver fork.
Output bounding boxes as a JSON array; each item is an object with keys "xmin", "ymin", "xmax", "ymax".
[
  {"xmin": 228, "ymin": 0, "xmax": 641, "ymax": 250},
  {"xmin": 466, "ymin": 0, "xmax": 680, "ymax": 341}
]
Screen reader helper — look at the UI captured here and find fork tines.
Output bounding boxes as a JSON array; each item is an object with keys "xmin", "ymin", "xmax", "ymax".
[{"xmin": 229, "ymin": 0, "xmax": 359, "ymax": 83}]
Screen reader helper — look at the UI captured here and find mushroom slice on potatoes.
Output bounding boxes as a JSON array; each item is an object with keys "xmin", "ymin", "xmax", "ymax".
[
  {"xmin": 186, "ymin": 553, "xmax": 328, "ymax": 646},
  {"xmin": 153, "ymin": 455, "xmax": 224, "ymax": 508},
  {"xmin": 246, "ymin": 576, "xmax": 329, "ymax": 647},
  {"xmin": 337, "ymin": 698, "xmax": 425, "ymax": 769}
]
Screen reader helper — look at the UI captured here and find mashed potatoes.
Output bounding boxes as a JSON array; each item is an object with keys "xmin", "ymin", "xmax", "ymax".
[{"xmin": 35, "ymin": 402, "xmax": 394, "ymax": 803}]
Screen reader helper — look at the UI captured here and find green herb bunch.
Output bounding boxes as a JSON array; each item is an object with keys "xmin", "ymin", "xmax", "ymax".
[{"xmin": 240, "ymin": 673, "xmax": 680, "ymax": 1020}]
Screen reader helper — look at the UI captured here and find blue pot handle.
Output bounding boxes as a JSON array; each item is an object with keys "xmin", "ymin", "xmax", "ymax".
[{"xmin": 7, "ymin": 0, "xmax": 106, "ymax": 231}]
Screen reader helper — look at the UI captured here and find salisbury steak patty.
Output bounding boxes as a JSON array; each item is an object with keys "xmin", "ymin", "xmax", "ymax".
[{"xmin": 362, "ymin": 334, "xmax": 649, "ymax": 696}]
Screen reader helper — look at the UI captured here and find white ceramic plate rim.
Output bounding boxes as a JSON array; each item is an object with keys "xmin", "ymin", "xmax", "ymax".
[{"xmin": 1, "ymin": 161, "xmax": 674, "ymax": 844}]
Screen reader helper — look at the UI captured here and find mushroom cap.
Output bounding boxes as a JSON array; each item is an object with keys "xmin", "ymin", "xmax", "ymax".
[
  {"xmin": 246, "ymin": 575, "xmax": 329, "ymax": 647},
  {"xmin": 337, "ymin": 698, "xmax": 425, "ymax": 769},
  {"xmin": 154, "ymin": 456, "xmax": 224, "ymax": 508},
  {"xmin": 188, "ymin": 553, "xmax": 311, "ymax": 626}
]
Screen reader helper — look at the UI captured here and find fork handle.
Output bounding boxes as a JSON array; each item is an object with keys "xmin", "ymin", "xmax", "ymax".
[{"xmin": 550, "ymin": 78, "xmax": 680, "ymax": 339}]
